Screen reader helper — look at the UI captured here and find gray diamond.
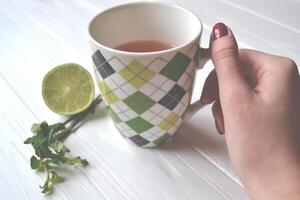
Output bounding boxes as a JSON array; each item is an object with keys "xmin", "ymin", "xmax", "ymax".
[
  {"xmin": 129, "ymin": 135, "xmax": 149, "ymax": 146},
  {"xmin": 92, "ymin": 50, "xmax": 115, "ymax": 79}
]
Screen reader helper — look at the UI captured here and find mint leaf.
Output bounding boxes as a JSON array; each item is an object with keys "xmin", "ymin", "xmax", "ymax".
[
  {"xmin": 40, "ymin": 179, "xmax": 53, "ymax": 195},
  {"xmin": 24, "ymin": 135, "xmax": 47, "ymax": 147},
  {"xmin": 50, "ymin": 138, "xmax": 70, "ymax": 154},
  {"xmin": 44, "ymin": 159, "xmax": 59, "ymax": 165},
  {"xmin": 31, "ymin": 123, "xmax": 42, "ymax": 134},
  {"xmin": 66, "ymin": 156, "xmax": 88, "ymax": 166},
  {"xmin": 24, "ymin": 95, "xmax": 101, "ymax": 195},
  {"xmin": 40, "ymin": 121, "xmax": 49, "ymax": 134},
  {"xmin": 48, "ymin": 123, "xmax": 65, "ymax": 142},
  {"xmin": 30, "ymin": 156, "xmax": 42, "ymax": 170},
  {"xmin": 49, "ymin": 171, "xmax": 64, "ymax": 183}
]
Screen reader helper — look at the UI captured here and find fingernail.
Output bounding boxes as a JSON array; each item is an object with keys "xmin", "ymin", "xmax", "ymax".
[
  {"xmin": 215, "ymin": 120, "xmax": 224, "ymax": 135},
  {"xmin": 212, "ymin": 22, "xmax": 228, "ymax": 41}
]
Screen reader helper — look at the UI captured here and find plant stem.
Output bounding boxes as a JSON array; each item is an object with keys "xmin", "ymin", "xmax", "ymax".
[{"xmin": 56, "ymin": 95, "xmax": 102, "ymax": 141}]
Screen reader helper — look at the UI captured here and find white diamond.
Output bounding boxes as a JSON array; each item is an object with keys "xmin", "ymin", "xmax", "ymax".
[
  {"xmin": 151, "ymin": 90, "xmax": 166, "ymax": 101},
  {"xmin": 109, "ymin": 57, "xmax": 124, "ymax": 72},
  {"xmin": 104, "ymin": 78, "xmax": 118, "ymax": 90},
  {"xmin": 114, "ymin": 101, "xmax": 130, "ymax": 112},
  {"xmin": 122, "ymin": 129, "xmax": 136, "ymax": 137},
  {"xmin": 177, "ymin": 73, "xmax": 189, "ymax": 88},
  {"xmin": 116, "ymin": 122, "xmax": 127, "ymax": 131},
  {"xmin": 140, "ymin": 83, "xmax": 157, "ymax": 96},
  {"xmin": 186, "ymin": 62, "xmax": 196, "ymax": 76},
  {"xmin": 110, "ymin": 103, "xmax": 121, "ymax": 113},
  {"xmin": 161, "ymin": 79, "xmax": 175, "ymax": 92},
  {"xmin": 150, "ymin": 116, "xmax": 164, "ymax": 124},
  {"xmin": 183, "ymin": 79, "xmax": 192, "ymax": 91},
  {"xmin": 159, "ymin": 108, "xmax": 171, "ymax": 118},
  {"xmin": 114, "ymin": 88, "xmax": 128, "ymax": 100},
  {"xmin": 95, "ymin": 70, "xmax": 103, "ymax": 82},
  {"xmin": 148, "ymin": 126, "xmax": 161, "ymax": 134},
  {"xmin": 173, "ymin": 103, "xmax": 186, "ymax": 116},
  {"xmin": 150, "ymin": 103, "xmax": 165, "ymax": 114},
  {"xmin": 148, "ymin": 58, "xmax": 167, "ymax": 73},
  {"xmin": 141, "ymin": 111, "xmax": 155, "ymax": 121},
  {"xmin": 118, "ymin": 113, "xmax": 129, "ymax": 121},
  {"xmin": 175, "ymin": 118, "xmax": 183, "ymax": 128},
  {"xmin": 140, "ymin": 131, "xmax": 155, "ymax": 140},
  {"xmin": 110, "ymin": 73, "xmax": 126, "ymax": 85},
  {"xmin": 153, "ymin": 131, "xmax": 165, "ymax": 138},
  {"xmin": 121, "ymin": 83, "xmax": 137, "ymax": 95},
  {"xmin": 181, "ymin": 93, "xmax": 190, "ymax": 105},
  {"xmin": 149, "ymin": 73, "xmax": 167, "ymax": 87},
  {"xmin": 123, "ymin": 109, "xmax": 138, "ymax": 119},
  {"xmin": 143, "ymin": 142, "xmax": 157, "ymax": 148}
]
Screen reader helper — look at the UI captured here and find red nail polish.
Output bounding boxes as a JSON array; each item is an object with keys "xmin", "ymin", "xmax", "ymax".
[
  {"xmin": 212, "ymin": 22, "xmax": 228, "ymax": 41},
  {"xmin": 215, "ymin": 120, "xmax": 224, "ymax": 135}
]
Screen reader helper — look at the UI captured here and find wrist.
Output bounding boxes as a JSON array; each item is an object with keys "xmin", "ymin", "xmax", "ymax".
[{"xmin": 242, "ymin": 153, "xmax": 300, "ymax": 200}]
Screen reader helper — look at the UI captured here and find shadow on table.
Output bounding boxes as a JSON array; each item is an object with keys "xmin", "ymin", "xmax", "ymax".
[
  {"xmin": 73, "ymin": 104, "xmax": 108, "ymax": 131},
  {"xmin": 158, "ymin": 116, "xmax": 226, "ymax": 155}
]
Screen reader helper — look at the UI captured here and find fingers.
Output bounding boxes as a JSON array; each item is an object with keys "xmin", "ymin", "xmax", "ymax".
[
  {"xmin": 200, "ymin": 70, "xmax": 219, "ymax": 104},
  {"xmin": 212, "ymin": 99, "xmax": 224, "ymax": 134},
  {"xmin": 210, "ymin": 23, "xmax": 251, "ymax": 103}
]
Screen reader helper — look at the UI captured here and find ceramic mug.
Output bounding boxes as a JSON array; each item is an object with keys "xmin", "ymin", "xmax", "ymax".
[{"xmin": 88, "ymin": 2, "xmax": 209, "ymax": 147}]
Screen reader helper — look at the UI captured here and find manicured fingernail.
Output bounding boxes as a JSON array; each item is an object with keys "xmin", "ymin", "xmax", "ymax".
[
  {"xmin": 215, "ymin": 120, "xmax": 224, "ymax": 135},
  {"xmin": 212, "ymin": 22, "xmax": 228, "ymax": 41}
]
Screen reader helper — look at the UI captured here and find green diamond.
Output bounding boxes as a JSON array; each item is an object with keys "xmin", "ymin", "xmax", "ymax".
[
  {"xmin": 160, "ymin": 52, "xmax": 191, "ymax": 81},
  {"xmin": 123, "ymin": 91, "xmax": 155, "ymax": 114},
  {"xmin": 126, "ymin": 117, "xmax": 153, "ymax": 133},
  {"xmin": 154, "ymin": 133, "xmax": 171, "ymax": 145}
]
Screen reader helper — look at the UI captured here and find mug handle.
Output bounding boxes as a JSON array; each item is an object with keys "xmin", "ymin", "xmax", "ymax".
[{"xmin": 183, "ymin": 47, "xmax": 210, "ymax": 120}]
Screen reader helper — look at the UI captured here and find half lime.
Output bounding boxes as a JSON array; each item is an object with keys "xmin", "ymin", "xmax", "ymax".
[{"xmin": 42, "ymin": 63, "xmax": 95, "ymax": 115}]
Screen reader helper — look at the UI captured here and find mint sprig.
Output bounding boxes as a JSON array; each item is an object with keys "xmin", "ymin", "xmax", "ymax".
[{"xmin": 24, "ymin": 95, "xmax": 102, "ymax": 194}]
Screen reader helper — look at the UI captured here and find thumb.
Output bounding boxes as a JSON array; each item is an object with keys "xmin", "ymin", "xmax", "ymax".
[{"xmin": 210, "ymin": 23, "xmax": 250, "ymax": 102}]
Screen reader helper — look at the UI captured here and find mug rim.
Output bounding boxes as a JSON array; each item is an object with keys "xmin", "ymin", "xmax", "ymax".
[{"xmin": 88, "ymin": 1, "xmax": 203, "ymax": 56}]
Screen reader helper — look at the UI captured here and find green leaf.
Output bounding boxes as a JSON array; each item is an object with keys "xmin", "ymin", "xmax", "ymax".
[
  {"xmin": 30, "ymin": 156, "xmax": 41, "ymax": 170},
  {"xmin": 24, "ymin": 135, "xmax": 47, "ymax": 147},
  {"xmin": 51, "ymin": 175, "xmax": 64, "ymax": 184},
  {"xmin": 38, "ymin": 121, "xmax": 50, "ymax": 137},
  {"xmin": 66, "ymin": 156, "xmax": 88, "ymax": 166},
  {"xmin": 44, "ymin": 159, "xmax": 59, "ymax": 165},
  {"xmin": 40, "ymin": 180, "xmax": 53, "ymax": 195},
  {"xmin": 48, "ymin": 123, "xmax": 65, "ymax": 142},
  {"xmin": 50, "ymin": 138, "xmax": 70, "ymax": 154},
  {"xmin": 49, "ymin": 123, "xmax": 64, "ymax": 131},
  {"xmin": 49, "ymin": 171, "xmax": 64, "ymax": 183},
  {"xmin": 31, "ymin": 123, "xmax": 42, "ymax": 134}
]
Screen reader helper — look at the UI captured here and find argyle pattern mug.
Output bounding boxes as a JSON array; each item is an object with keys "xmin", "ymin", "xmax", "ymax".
[{"xmin": 88, "ymin": 2, "xmax": 209, "ymax": 147}]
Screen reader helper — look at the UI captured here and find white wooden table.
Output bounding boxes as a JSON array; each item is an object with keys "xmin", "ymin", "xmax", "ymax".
[{"xmin": 1, "ymin": 0, "xmax": 299, "ymax": 199}]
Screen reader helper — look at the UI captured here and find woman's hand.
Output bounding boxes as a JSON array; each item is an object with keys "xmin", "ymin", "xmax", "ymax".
[{"xmin": 201, "ymin": 23, "xmax": 300, "ymax": 200}]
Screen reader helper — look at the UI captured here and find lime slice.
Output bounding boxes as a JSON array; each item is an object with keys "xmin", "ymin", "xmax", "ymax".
[{"xmin": 42, "ymin": 63, "xmax": 95, "ymax": 115}]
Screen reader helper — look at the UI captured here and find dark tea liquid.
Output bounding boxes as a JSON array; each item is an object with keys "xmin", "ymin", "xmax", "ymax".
[{"xmin": 115, "ymin": 40, "xmax": 174, "ymax": 52}]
